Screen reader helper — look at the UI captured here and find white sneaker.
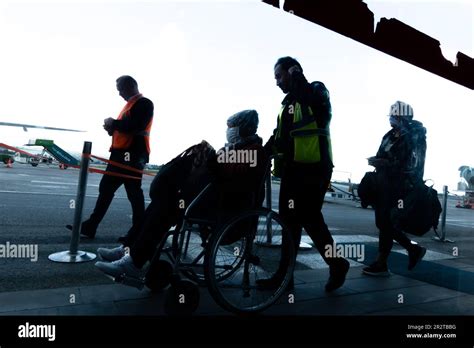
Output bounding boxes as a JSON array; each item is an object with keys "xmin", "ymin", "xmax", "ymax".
[
  {"xmin": 95, "ymin": 254, "xmax": 143, "ymax": 278},
  {"xmin": 97, "ymin": 245, "xmax": 127, "ymax": 262}
]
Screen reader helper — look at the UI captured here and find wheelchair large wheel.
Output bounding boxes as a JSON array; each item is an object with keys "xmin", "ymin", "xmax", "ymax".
[
  {"xmin": 172, "ymin": 225, "xmax": 245, "ymax": 285},
  {"xmin": 205, "ymin": 208, "xmax": 295, "ymax": 314}
]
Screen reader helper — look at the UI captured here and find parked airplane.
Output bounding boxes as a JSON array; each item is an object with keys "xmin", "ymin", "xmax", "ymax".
[
  {"xmin": 0, "ymin": 121, "xmax": 84, "ymax": 133},
  {"xmin": 0, "ymin": 121, "xmax": 84, "ymax": 166}
]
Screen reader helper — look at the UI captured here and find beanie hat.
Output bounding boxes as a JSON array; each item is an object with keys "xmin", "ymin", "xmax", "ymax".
[
  {"xmin": 389, "ymin": 101, "xmax": 414, "ymax": 119},
  {"xmin": 227, "ymin": 109, "xmax": 259, "ymax": 137}
]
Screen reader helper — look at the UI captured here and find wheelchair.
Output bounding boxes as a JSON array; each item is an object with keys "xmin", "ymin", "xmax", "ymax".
[{"xmin": 115, "ymin": 156, "xmax": 296, "ymax": 315}]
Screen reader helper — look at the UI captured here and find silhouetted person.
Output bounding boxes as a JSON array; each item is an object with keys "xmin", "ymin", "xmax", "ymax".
[
  {"xmin": 258, "ymin": 56, "xmax": 349, "ymax": 292},
  {"xmin": 94, "ymin": 110, "xmax": 267, "ymax": 278},
  {"xmin": 80, "ymin": 75, "xmax": 154, "ymax": 241},
  {"xmin": 363, "ymin": 101, "xmax": 427, "ymax": 276}
]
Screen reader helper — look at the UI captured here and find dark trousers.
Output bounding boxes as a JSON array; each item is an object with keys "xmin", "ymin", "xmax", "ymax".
[
  {"xmin": 88, "ymin": 172, "xmax": 145, "ymax": 238},
  {"xmin": 130, "ymin": 198, "xmax": 177, "ymax": 268},
  {"xmin": 130, "ymin": 188, "xmax": 219, "ymax": 268},
  {"xmin": 374, "ymin": 172, "xmax": 414, "ymax": 258},
  {"xmin": 278, "ymin": 163, "xmax": 342, "ymax": 276}
]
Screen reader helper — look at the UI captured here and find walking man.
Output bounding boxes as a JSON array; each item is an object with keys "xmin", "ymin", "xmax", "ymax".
[
  {"xmin": 80, "ymin": 75, "xmax": 154, "ymax": 243},
  {"xmin": 258, "ymin": 57, "xmax": 349, "ymax": 292}
]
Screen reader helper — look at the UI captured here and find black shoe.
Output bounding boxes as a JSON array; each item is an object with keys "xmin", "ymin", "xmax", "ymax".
[
  {"xmin": 256, "ymin": 275, "xmax": 294, "ymax": 291},
  {"xmin": 408, "ymin": 245, "xmax": 426, "ymax": 270},
  {"xmin": 66, "ymin": 223, "xmax": 96, "ymax": 239},
  {"xmin": 80, "ymin": 220, "xmax": 97, "ymax": 239},
  {"xmin": 325, "ymin": 259, "xmax": 350, "ymax": 292},
  {"xmin": 362, "ymin": 261, "xmax": 390, "ymax": 277}
]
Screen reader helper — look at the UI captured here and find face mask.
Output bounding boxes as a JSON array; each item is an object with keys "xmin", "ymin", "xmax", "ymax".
[
  {"xmin": 389, "ymin": 115, "xmax": 403, "ymax": 128},
  {"xmin": 226, "ymin": 127, "xmax": 240, "ymax": 144}
]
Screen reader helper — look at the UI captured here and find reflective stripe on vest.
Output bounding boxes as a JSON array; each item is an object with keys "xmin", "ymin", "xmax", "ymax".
[
  {"xmin": 276, "ymin": 102, "xmax": 332, "ymax": 163},
  {"xmin": 111, "ymin": 94, "xmax": 153, "ymax": 154}
]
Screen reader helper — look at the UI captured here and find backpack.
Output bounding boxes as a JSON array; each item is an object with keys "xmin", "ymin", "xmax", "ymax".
[
  {"xmin": 390, "ymin": 181, "xmax": 442, "ymax": 236},
  {"xmin": 149, "ymin": 144, "xmax": 211, "ymax": 201},
  {"xmin": 357, "ymin": 171, "xmax": 377, "ymax": 208}
]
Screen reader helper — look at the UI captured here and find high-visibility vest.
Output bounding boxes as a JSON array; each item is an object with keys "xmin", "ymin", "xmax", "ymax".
[
  {"xmin": 111, "ymin": 94, "xmax": 153, "ymax": 154},
  {"xmin": 275, "ymin": 102, "xmax": 332, "ymax": 164}
]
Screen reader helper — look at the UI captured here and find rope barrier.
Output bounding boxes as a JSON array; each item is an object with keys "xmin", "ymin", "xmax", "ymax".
[
  {"xmin": 0, "ymin": 142, "xmax": 156, "ymax": 180},
  {"xmin": 90, "ymin": 154, "xmax": 156, "ymax": 176}
]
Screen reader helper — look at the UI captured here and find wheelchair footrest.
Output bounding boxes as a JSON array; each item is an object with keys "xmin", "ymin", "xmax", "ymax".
[{"xmin": 114, "ymin": 274, "xmax": 146, "ymax": 290}]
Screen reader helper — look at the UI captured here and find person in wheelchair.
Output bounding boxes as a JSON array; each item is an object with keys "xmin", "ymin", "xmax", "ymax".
[{"xmin": 95, "ymin": 109, "xmax": 267, "ymax": 278}]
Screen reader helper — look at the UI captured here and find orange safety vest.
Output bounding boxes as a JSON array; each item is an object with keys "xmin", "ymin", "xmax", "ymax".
[{"xmin": 111, "ymin": 94, "xmax": 153, "ymax": 154}]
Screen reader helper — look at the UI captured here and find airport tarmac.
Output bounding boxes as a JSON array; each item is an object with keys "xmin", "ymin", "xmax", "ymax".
[
  {"xmin": 0, "ymin": 164, "xmax": 473, "ymax": 322},
  {"xmin": 1, "ymin": 164, "xmax": 472, "ymax": 292}
]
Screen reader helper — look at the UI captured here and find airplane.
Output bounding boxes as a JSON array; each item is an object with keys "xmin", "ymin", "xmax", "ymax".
[
  {"xmin": 0, "ymin": 122, "xmax": 85, "ymax": 133},
  {"xmin": 0, "ymin": 122, "xmax": 84, "ymax": 167}
]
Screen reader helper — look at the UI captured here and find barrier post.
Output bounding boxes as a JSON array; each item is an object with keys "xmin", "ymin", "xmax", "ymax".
[
  {"xmin": 256, "ymin": 165, "xmax": 278, "ymax": 247},
  {"xmin": 265, "ymin": 171, "xmax": 273, "ymax": 244},
  {"xmin": 433, "ymin": 185, "xmax": 454, "ymax": 243},
  {"xmin": 49, "ymin": 141, "xmax": 97, "ymax": 263}
]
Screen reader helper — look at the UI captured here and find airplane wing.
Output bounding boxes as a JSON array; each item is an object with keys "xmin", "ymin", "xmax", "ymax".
[{"xmin": 0, "ymin": 122, "xmax": 85, "ymax": 132}]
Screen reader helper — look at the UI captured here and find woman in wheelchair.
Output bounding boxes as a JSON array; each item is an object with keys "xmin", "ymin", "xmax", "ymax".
[{"xmin": 95, "ymin": 109, "xmax": 268, "ymax": 279}]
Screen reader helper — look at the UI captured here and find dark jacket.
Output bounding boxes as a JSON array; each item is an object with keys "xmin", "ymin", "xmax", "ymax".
[
  {"xmin": 265, "ymin": 71, "xmax": 332, "ymax": 170},
  {"xmin": 149, "ymin": 138, "xmax": 268, "ymax": 226},
  {"xmin": 208, "ymin": 136, "xmax": 268, "ymax": 212},
  {"xmin": 375, "ymin": 120, "xmax": 427, "ymax": 184}
]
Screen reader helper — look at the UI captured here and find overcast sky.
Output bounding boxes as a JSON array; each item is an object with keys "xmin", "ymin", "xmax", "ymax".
[{"xmin": 0, "ymin": 0, "xmax": 472, "ymax": 191}]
